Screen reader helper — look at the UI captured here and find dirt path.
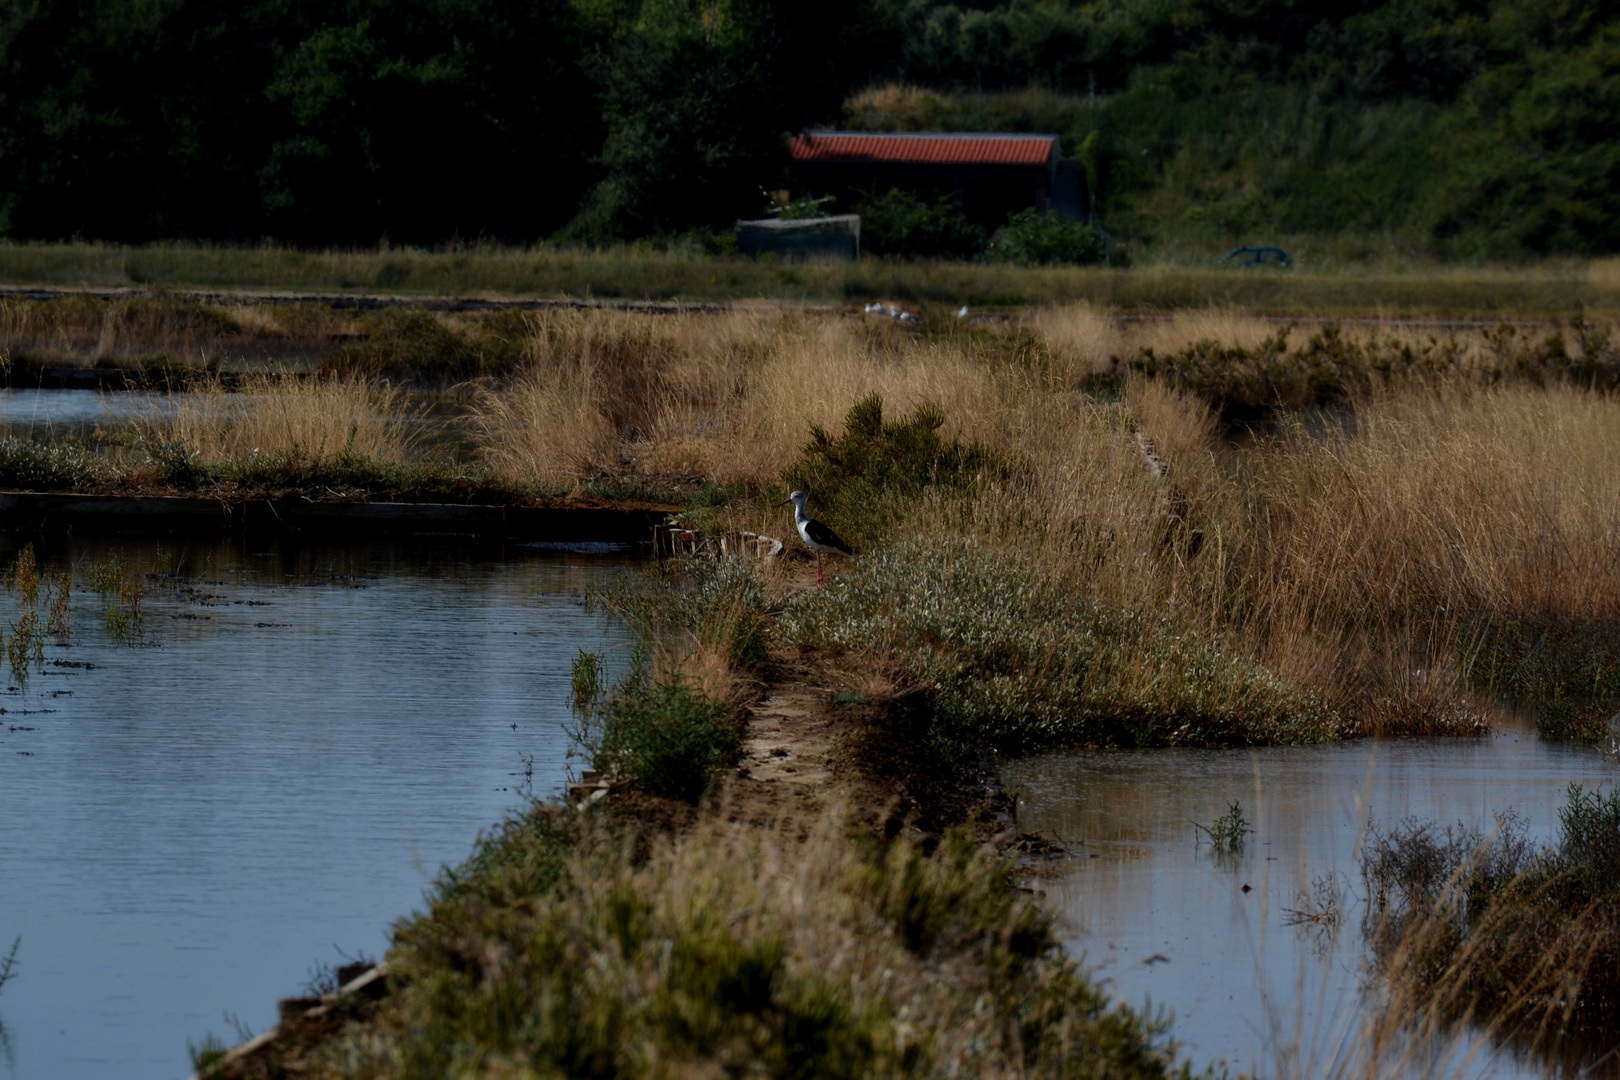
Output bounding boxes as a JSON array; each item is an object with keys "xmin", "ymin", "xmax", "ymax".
[{"xmin": 711, "ymin": 649, "xmax": 1007, "ymax": 848}]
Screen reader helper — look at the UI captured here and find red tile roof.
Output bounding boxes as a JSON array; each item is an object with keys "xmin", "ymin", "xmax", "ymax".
[{"xmin": 791, "ymin": 132, "xmax": 1056, "ymax": 167}]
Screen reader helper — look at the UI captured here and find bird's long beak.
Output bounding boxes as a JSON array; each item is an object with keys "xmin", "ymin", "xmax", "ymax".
[{"xmin": 777, "ymin": 498, "xmax": 791, "ymax": 507}]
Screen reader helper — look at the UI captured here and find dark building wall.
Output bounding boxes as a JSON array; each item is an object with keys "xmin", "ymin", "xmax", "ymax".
[{"xmin": 792, "ymin": 159, "xmax": 1088, "ymax": 229}]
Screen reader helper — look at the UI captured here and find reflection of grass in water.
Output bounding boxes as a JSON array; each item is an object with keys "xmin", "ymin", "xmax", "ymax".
[
  {"xmin": 85, "ymin": 560, "xmax": 126, "ymax": 591},
  {"xmin": 0, "ymin": 935, "xmax": 17, "ymax": 994},
  {"xmin": 0, "ymin": 936, "xmax": 14, "ymax": 1072},
  {"xmin": 2, "ymin": 546, "xmax": 57, "ymax": 684},
  {"xmin": 5, "ymin": 545, "xmax": 37, "ymax": 609},
  {"xmin": 103, "ymin": 580, "xmax": 143, "ymax": 643},
  {"xmin": 86, "ymin": 557, "xmax": 143, "ymax": 643},
  {"xmin": 46, "ymin": 570, "xmax": 70, "ymax": 645},
  {"xmin": 6, "ymin": 609, "xmax": 40, "ymax": 684}
]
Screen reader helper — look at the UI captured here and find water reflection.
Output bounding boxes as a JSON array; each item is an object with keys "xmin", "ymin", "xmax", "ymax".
[
  {"xmin": 1002, "ymin": 734, "xmax": 1620, "ymax": 1079},
  {"xmin": 0, "ymin": 388, "xmax": 177, "ymax": 438},
  {"xmin": 0, "ymin": 536, "xmax": 638, "ymax": 1080}
]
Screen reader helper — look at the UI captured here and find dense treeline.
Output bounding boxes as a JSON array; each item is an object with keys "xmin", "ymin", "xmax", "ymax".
[
  {"xmin": 0, "ymin": 0, "xmax": 865, "ymax": 244},
  {"xmin": 860, "ymin": 0, "xmax": 1620, "ymax": 256},
  {"xmin": 0, "ymin": 0, "xmax": 1616, "ymax": 255}
]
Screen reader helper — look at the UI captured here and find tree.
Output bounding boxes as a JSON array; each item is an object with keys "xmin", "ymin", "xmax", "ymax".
[{"xmin": 567, "ymin": 0, "xmax": 865, "ymax": 239}]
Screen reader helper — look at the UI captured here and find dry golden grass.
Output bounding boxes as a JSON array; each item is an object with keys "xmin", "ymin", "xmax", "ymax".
[
  {"xmin": 454, "ymin": 303, "xmax": 1620, "ymax": 734},
  {"xmin": 138, "ymin": 374, "xmax": 419, "ymax": 462},
  {"xmin": 20, "ymin": 300, "xmax": 1600, "ymax": 736},
  {"xmin": 1248, "ymin": 385, "xmax": 1620, "ymax": 620}
]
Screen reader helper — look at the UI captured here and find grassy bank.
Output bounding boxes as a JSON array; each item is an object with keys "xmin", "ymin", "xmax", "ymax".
[
  {"xmin": 122, "ymin": 296, "xmax": 1620, "ymax": 1074},
  {"xmin": 8, "ymin": 302, "xmax": 1620, "ymax": 742},
  {"xmin": 200, "ymin": 801, "xmax": 1181, "ymax": 1079},
  {"xmin": 6, "ymin": 242, "xmax": 1620, "ymax": 316}
]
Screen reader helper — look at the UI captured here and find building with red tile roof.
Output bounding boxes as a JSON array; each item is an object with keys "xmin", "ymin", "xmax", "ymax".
[{"xmin": 788, "ymin": 131, "xmax": 1084, "ymax": 228}]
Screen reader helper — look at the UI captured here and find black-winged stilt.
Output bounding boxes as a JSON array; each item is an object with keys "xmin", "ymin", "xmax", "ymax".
[{"xmin": 781, "ymin": 490, "xmax": 853, "ymax": 584}]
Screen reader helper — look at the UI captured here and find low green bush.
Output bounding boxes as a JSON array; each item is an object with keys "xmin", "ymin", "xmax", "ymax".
[
  {"xmin": 1534, "ymin": 699, "xmax": 1618, "ymax": 744},
  {"xmin": 336, "ymin": 807, "xmax": 1180, "ymax": 1080},
  {"xmin": 593, "ymin": 675, "xmax": 741, "ymax": 802},
  {"xmin": 592, "ymin": 556, "xmax": 778, "ymax": 672},
  {"xmin": 0, "ymin": 437, "xmax": 99, "ymax": 490},
  {"xmin": 992, "ymin": 209, "xmax": 1109, "ymax": 267},
  {"xmin": 780, "ymin": 538, "xmax": 1341, "ymax": 753},
  {"xmin": 1120, "ymin": 316, "xmax": 1620, "ymax": 420},
  {"xmin": 857, "ymin": 188, "xmax": 985, "ymax": 260},
  {"xmin": 781, "ymin": 394, "xmax": 1004, "ymax": 549},
  {"xmin": 320, "ymin": 308, "xmax": 529, "ymax": 379},
  {"xmin": 1472, "ymin": 616, "xmax": 1620, "ymax": 703}
]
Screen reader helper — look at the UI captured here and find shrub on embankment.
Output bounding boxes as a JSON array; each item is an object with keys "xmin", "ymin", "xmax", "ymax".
[
  {"xmin": 591, "ymin": 675, "xmax": 742, "ymax": 803},
  {"xmin": 324, "ymin": 806, "xmax": 1181, "ymax": 1079},
  {"xmin": 1115, "ymin": 315, "xmax": 1620, "ymax": 423},
  {"xmin": 780, "ymin": 538, "xmax": 1341, "ymax": 753},
  {"xmin": 1362, "ymin": 784, "xmax": 1620, "ymax": 1034}
]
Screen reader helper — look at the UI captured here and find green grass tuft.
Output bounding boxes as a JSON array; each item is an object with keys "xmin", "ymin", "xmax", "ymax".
[
  {"xmin": 332, "ymin": 807, "xmax": 1181, "ymax": 1080},
  {"xmin": 782, "ymin": 394, "xmax": 1004, "ymax": 549},
  {"xmin": 0, "ymin": 437, "xmax": 98, "ymax": 490},
  {"xmin": 593, "ymin": 676, "xmax": 741, "ymax": 803},
  {"xmin": 781, "ymin": 538, "xmax": 1340, "ymax": 753}
]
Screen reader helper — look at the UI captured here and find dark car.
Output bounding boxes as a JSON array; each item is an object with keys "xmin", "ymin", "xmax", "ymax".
[{"xmin": 1219, "ymin": 245, "xmax": 1291, "ymax": 268}]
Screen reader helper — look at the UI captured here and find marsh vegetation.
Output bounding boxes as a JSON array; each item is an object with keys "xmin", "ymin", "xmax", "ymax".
[
  {"xmin": 8, "ymin": 301, "xmax": 1620, "ymax": 748},
  {"xmin": 9, "ymin": 295, "xmax": 1620, "ymax": 1076}
]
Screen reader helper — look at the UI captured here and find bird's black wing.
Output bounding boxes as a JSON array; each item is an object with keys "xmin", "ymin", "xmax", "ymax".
[{"xmin": 806, "ymin": 517, "xmax": 855, "ymax": 556}]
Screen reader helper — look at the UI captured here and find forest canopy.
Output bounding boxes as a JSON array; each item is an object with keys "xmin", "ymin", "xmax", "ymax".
[{"xmin": 0, "ymin": 0, "xmax": 1615, "ymax": 256}]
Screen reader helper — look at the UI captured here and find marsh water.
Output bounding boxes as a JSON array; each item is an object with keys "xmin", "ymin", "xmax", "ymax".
[
  {"xmin": 1004, "ymin": 734, "xmax": 1620, "ymax": 1079},
  {"xmin": 0, "ymin": 388, "xmax": 176, "ymax": 437},
  {"xmin": 0, "ymin": 536, "xmax": 638, "ymax": 1080}
]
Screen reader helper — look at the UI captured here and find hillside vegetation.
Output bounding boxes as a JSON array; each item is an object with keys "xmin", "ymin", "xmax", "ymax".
[
  {"xmin": 847, "ymin": 0, "xmax": 1620, "ymax": 260},
  {"xmin": 1, "ymin": 0, "xmax": 1615, "ymax": 258}
]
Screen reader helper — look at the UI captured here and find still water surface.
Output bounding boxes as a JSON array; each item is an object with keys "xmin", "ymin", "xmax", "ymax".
[
  {"xmin": 1004, "ymin": 735, "xmax": 1620, "ymax": 1079},
  {"xmin": 0, "ymin": 536, "xmax": 637, "ymax": 1080},
  {"xmin": 0, "ymin": 389, "xmax": 175, "ymax": 436}
]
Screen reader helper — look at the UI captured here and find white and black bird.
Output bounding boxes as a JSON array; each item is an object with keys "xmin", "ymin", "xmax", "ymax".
[{"xmin": 781, "ymin": 490, "xmax": 853, "ymax": 584}]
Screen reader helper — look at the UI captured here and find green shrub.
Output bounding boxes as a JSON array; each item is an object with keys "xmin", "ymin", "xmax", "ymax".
[
  {"xmin": 348, "ymin": 810, "xmax": 1180, "ymax": 1080},
  {"xmin": 1362, "ymin": 784, "xmax": 1620, "ymax": 1029},
  {"xmin": 782, "ymin": 394, "xmax": 1003, "ymax": 549},
  {"xmin": 320, "ymin": 308, "xmax": 528, "ymax": 379},
  {"xmin": 141, "ymin": 439, "xmax": 212, "ymax": 489},
  {"xmin": 593, "ymin": 556, "xmax": 778, "ymax": 672},
  {"xmin": 1534, "ymin": 699, "xmax": 1618, "ymax": 744},
  {"xmin": 1471, "ymin": 616, "xmax": 1620, "ymax": 702},
  {"xmin": 992, "ymin": 209, "xmax": 1107, "ymax": 267},
  {"xmin": 594, "ymin": 676, "xmax": 741, "ymax": 802},
  {"xmin": 1121, "ymin": 317, "xmax": 1620, "ymax": 421},
  {"xmin": 0, "ymin": 437, "xmax": 98, "ymax": 490},
  {"xmin": 780, "ymin": 538, "xmax": 1340, "ymax": 753},
  {"xmin": 1554, "ymin": 786, "xmax": 1620, "ymax": 897},
  {"xmin": 857, "ymin": 188, "xmax": 985, "ymax": 260}
]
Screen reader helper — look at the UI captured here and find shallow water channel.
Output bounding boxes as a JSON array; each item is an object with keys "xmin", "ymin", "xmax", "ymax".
[
  {"xmin": 0, "ymin": 536, "xmax": 638, "ymax": 1080},
  {"xmin": 0, "ymin": 388, "xmax": 176, "ymax": 438},
  {"xmin": 1004, "ymin": 735, "xmax": 1620, "ymax": 1079}
]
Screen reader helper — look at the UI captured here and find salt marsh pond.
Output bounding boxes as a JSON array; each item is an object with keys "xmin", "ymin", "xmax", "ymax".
[
  {"xmin": 1005, "ymin": 735, "xmax": 1620, "ymax": 1079},
  {"xmin": 0, "ymin": 537, "xmax": 636, "ymax": 1079}
]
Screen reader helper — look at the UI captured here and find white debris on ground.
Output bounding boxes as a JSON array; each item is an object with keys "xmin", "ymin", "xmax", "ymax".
[{"xmin": 863, "ymin": 301, "xmax": 918, "ymax": 323}]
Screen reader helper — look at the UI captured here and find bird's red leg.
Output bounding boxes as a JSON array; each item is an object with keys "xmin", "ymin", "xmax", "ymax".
[{"xmin": 815, "ymin": 550, "xmax": 823, "ymax": 585}]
